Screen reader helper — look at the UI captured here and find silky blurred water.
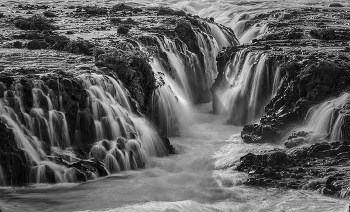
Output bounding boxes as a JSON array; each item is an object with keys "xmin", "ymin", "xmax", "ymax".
[
  {"xmin": 1, "ymin": 0, "xmax": 350, "ymax": 211},
  {"xmin": 0, "ymin": 104, "xmax": 348, "ymax": 212}
]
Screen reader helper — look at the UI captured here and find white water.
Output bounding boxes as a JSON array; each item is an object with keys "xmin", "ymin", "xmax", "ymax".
[
  {"xmin": 1, "ymin": 0, "xmax": 350, "ymax": 211},
  {"xmin": 213, "ymin": 49, "xmax": 281, "ymax": 125},
  {"xmin": 0, "ymin": 105, "xmax": 347, "ymax": 212},
  {"xmin": 0, "ymin": 73, "xmax": 168, "ymax": 185},
  {"xmin": 299, "ymin": 92, "xmax": 350, "ymax": 143}
]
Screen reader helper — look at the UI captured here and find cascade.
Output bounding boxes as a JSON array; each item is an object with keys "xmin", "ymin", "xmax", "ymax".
[
  {"xmin": 149, "ymin": 25, "xmax": 232, "ymax": 136},
  {"xmin": 304, "ymin": 92, "xmax": 350, "ymax": 141},
  {"xmin": 228, "ymin": 13, "xmax": 268, "ymax": 44},
  {"xmin": 0, "ymin": 84, "xmax": 84, "ymax": 184},
  {"xmin": 77, "ymin": 74, "xmax": 168, "ymax": 170},
  {"xmin": 154, "ymin": 24, "xmax": 235, "ymax": 104},
  {"xmin": 212, "ymin": 49, "xmax": 281, "ymax": 126},
  {"xmin": 206, "ymin": 23, "xmax": 231, "ymax": 49},
  {"xmin": 0, "ymin": 164, "xmax": 5, "ymax": 186},
  {"xmin": 0, "ymin": 73, "xmax": 168, "ymax": 185},
  {"xmin": 150, "ymin": 59, "xmax": 195, "ymax": 136}
]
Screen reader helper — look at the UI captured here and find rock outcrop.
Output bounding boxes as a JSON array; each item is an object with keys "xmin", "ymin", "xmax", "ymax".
[
  {"xmin": 0, "ymin": 3, "xmax": 236, "ymax": 185},
  {"xmin": 218, "ymin": 6, "xmax": 350, "ymax": 198}
]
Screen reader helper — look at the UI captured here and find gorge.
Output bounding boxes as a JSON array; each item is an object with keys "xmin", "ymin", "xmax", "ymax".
[{"xmin": 0, "ymin": 0, "xmax": 350, "ymax": 211}]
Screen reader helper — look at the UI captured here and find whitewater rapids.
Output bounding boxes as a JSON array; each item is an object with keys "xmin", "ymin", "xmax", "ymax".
[{"xmin": 0, "ymin": 104, "xmax": 347, "ymax": 212}]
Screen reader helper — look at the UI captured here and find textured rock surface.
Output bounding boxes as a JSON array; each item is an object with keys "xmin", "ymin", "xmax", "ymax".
[
  {"xmin": 0, "ymin": 3, "xmax": 236, "ymax": 185},
  {"xmin": 214, "ymin": 6, "xmax": 350, "ymax": 143},
  {"xmin": 237, "ymin": 141, "xmax": 350, "ymax": 198},
  {"xmin": 214, "ymin": 5, "xmax": 350, "ymax": 198}
]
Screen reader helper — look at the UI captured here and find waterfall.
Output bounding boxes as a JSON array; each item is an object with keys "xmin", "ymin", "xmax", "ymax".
[
  {"xmin": 154, "ymin": 23, "xmax": 234, "ymax": 105},
  {"xmin": 207, "ymin": 23, "xmax": 231, "ymax": 49},
  {"xmin": 78, "ymin": 74, "xmax": 168, "ymax": 170},
  {"xmin": 228, "ymin": 13, "xmax": 268, "ymax": 44},
  {"xmin": 304, "ymin": 92, "xmax": 350, "ymax": 141},
  {"xmin": 150, "ymin": 59, "xmax": 195, "ymax": 136},
  {"xmin": 0, "ymin": 164, "xmax": 5, "ymax": 186},
  {"xmin": 0, "ymin": 73, "xmax": 168, "ymax": 185},
  {"xmin": 149, "ymin": 24, "xmax": 232, "ymax": 136},
  {"xmin": 213, "ymin": 49, "xmax": 281, "ymax": 125}
]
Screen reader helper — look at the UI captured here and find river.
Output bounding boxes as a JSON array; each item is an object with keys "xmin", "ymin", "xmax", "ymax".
[
  {"xmin": 0, "ymin": 104, "xmax": 347, "ymax": 211},
  {"xmin": 1, "ymin": 0, "xmax": 350, "ymax": 211}
]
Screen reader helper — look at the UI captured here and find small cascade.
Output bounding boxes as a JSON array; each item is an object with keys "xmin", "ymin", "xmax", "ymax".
[
  {"xmin": 213, "ymin": 49, "xmax": 281, "ymax": 125},
  {"xmin": 196, "ymin": 32, "xmax": 220, "ymax": 85},
  {"xmin": 78, "ymin": 74, "xmax": 168, "ymax": 171},
  {"xmin": 0, "ymin": 164, "xmax": 5, "ymax": 186},
  {"xmin": 0, "ymin": 85, "xmax": 82, "ymax": 184},
  {"xmin": 149, "ymin": 23, "xmax": 233, "ymax": 136},
  {"xmin": 304, "ymin": 92, "xmax": 350, "ymax": 141},
  {"xmin": 154, "ymin": 23, "xmax": 235, "ymax": 105},
  {"xmin": 206, "ymin": 23, "xmax": 231, "ymax": 49},
  {"xmin": 150, "ymin": 59, "xmax": 195, "ymax": 136},
  {"xmin": 228, "ymin": 13, "xmax": 268, "ymax": 44},
  {"xmin": 0, "ymin": 73, "xmax": 168, "ymax": 185},
  {"xmin": 239, "ymin": 23, "xmax": 267, "ymax": 44}
]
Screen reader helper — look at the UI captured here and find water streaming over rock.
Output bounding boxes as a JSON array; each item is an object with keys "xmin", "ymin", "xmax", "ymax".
[
  {"xmin": 304, "ymin": 92, "xmax": 350, "ymax": 142},
  {"xmin": 150, "ymin": 59, "xmax": 195, "ymax": 136},
  {"xmin": 0, "ymin": 164, "xmax": 5, "ymax": 186},
  {"xmin": 0, "ymin": 73, "xmax": 169, "ymax": 185},
  {"xmin": 228, "ymin": 13, "xmax": 268, "ymax": 44},
  {"xmin": 148, "ymin": 26, "xmax": 236, "ymax": 136},
  {"xmin": 212, "ymin": 49, "xmax": 281, "ymax": 125}
]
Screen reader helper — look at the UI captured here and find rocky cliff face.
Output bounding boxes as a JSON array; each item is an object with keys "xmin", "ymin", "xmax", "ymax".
[{"xmin": 0, "ymin": 3, "xmax": 237, "ymax": 185}]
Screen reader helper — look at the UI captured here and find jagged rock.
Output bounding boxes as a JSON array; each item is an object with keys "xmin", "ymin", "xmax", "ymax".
[
  {"xmin": 26, "ymin": 40, "xmax": 49, "ymax": 49},
  {"xmin": 237, "ymin": 141, "xmax": 350, "ymax": 197},
  {"xmin": 0, "ymin": 3, "xmax": 237, "ymax": 186},
  {"xmin": 117, "ymin": 25, "xmax": 129, "ymax": 34},
  {"xmin": 328, "ymin": 3, "xmax": 344, "ymax": 7},
  {"xmin": 43, "ymin": 11, "xmax": 57, "ymax": 18},
  {"xmin": 14, "ymin": 15, "xmax": 58, "ymax": 31},
  {"xmin": 13, "ymin": 41, "xmax": 23, "ymax": 48},
  {"xmin": 110, "ymin": 17, "xmax": 122, "ymax": 24}
]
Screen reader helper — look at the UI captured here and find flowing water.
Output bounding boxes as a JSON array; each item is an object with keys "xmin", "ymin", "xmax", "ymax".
[
  {"xmin": 1, "ymin": 0, "xmax": 350, "ymax": 211},
  {"xmin": 0, "ymin": 104, "xmax": 348, "ymax": 212}
]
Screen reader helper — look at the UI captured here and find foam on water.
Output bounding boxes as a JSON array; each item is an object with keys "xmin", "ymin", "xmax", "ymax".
[{"xmin": 1, "ymin": 0, "xmax": 350, "ymax": 211}]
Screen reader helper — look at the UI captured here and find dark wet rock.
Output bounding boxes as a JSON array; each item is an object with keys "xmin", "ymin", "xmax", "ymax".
[
  {"xmin": 110, "ymin": 17, "xmax": 122, "ymax": 24},
  {"xmin": 157, "ymin": 7, "xmax": 186, "ymax": 16},
  {"xmin": 111, "ymin": 3, "xmax": 133, "ymax": 12},
  {"xmin": 14, "ymin": 15, "xmax": 58, "ymax": 31},
  {"xmin": 43, "ymin": 11, "xmax": 57, "ymax": 18},
  {"xmin": 81, "ymin": 6, "xmax": 108, "ymax": 16},
  {"xmin": 0, "ymin": 121, "xmax": 30, "ymax": 185},
  {"xmin": 26, "ymin": 40, "xmax": 49, "ymax": 49},
  {"xmin": 13, "ymin": 41, "xmax": 23, "ymax": 48},
  {"xmin": 328, "ymin": 3, "xmax": 345, "ymax": 7},
  {"xmin": 241, "ymin": 59, "xmax": 350, "ymax": 144},
  {"xmin": 175, "ymin": 20, "xmax": 200, "ymax": 56},
  {"xmin": 94, "ymin": 45, "xmax": 156, "ymax": 111},
  {"xmin": 17, "ymin": 4, "xmax": 49, "ymax": 10},
  {"xmin": 117, "ymin": 25, "xmax": 130, "ymax": 35},
  {"xmin": 310, "ymin": 28, "xmax": 350, "ymax": 40},
  {"xmin": 63, "ymin": 39, "xmax": 95, "ymax": 55},
  {"xmin": 284, "ymin": 137, "xmax": 307, "ymax": 148},
  {"xmin": 237, "ymin": 141, "xmax": 350, "ymax": 198}
]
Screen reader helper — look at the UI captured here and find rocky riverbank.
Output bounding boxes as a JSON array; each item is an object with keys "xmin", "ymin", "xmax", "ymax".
[
  {"xmin": 0, "ymin": 3, "xmax": 236, "ymax": 185},
  {"xmin": 214, "ymin": 4, "xmax": 350, "ymax": 198}
]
